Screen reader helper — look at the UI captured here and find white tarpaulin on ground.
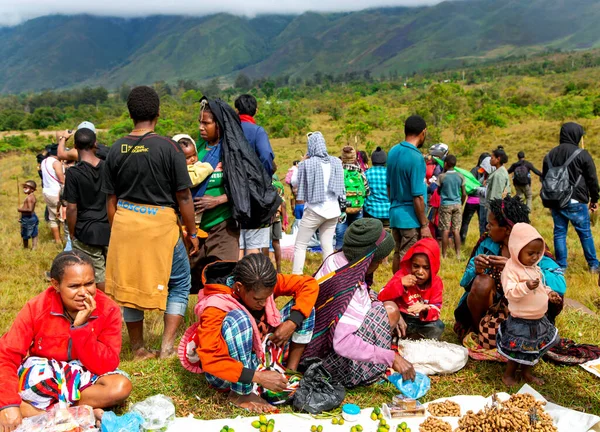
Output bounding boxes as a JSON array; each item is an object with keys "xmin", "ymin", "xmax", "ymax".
[{"xmin": 166, "ymin": 385, "xmax": 600, "ymax": 432}]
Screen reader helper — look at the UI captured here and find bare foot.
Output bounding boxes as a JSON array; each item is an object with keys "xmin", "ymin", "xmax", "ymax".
[
  {"xmin": 159, "ymin": 347, "xmax": 176, "ymax": 359},
  {"xmin": 523, "ymin": 371, "xmax": 545, "ymax": 386},
  {"xmin": 502, "ymin": 374, "xmax": 520, "ymax": 387},
  {"xmin": 132, "ymin": 348, "xmax": 158, "ymax": 361},
  {"xmin": 227, "ymin": 391, "xmax": 276, "ymax": 413}
]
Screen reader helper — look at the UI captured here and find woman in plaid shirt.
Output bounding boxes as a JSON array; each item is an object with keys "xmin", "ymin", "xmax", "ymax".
[{"xmin": 364, "ymin": 147, "xmax": 390, "ymax": 227}]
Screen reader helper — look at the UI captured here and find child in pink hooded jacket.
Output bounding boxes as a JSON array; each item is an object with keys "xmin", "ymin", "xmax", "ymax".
[{"xmin": 497, "ymin": 223, "xmax": 561, "ymax": 387}]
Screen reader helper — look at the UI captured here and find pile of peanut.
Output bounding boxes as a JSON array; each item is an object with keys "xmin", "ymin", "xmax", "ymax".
[
  {"xmin": 427, "ymin": 400, "xmax": 461, "ymax": 417},
  {"xmin": 502, "ymin": 393, "xmax": 546, "ymax": 412},
  {"xmin": 418, "ymin": 417, "xmax": 452, "ymax": 432},
  {"xmin": 454, "ymin": 394, "xmax": 558, "ymax": 432}
]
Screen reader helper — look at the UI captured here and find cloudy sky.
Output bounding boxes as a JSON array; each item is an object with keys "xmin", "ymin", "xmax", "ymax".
[{"xmin": 0, "ymin": 0, "xmax": 446, "ymax": 26}]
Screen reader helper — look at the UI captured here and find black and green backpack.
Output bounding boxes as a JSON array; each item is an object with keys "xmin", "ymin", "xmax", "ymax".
[{"xmin": 344, "ymin": 168, "xmax": 366, "ymax": 214}]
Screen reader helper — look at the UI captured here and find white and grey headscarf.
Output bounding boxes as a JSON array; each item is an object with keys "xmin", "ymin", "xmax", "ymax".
[{"xmin": 296, "ymin": 132, "xmax": 345, "ymax": 204}]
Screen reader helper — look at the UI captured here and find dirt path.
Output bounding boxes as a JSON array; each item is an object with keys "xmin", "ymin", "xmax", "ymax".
[{"xmin": 0, "ymin": 129, "xmax": 107, "ymax": 140}]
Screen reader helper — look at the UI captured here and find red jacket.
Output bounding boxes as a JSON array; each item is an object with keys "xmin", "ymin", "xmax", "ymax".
[
  {"xmin": 0, "ymin": 287, "xmax": 122, "ymax": 409},
  {"xmin": 378, "ymin": 238, "xmax": 444, "ymax": 321}
]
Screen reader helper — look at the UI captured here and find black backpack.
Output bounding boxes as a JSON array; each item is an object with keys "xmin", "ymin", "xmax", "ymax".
[
  {"xmin": 513, "ymin": 163, "xmax": 530, "ymax": 186},
  {"xmin": 541, "ymin": 149, "xmax": 582, "ymax": 209}
]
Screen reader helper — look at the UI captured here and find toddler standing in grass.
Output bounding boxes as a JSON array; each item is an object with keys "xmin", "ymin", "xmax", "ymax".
[
  {"xmin": 498, "ymin": 223, "xmax": 561, "ymax": 386},
  {"xmin": 17, "ymin": 180, "xmax": 39, "ymax": 249}
]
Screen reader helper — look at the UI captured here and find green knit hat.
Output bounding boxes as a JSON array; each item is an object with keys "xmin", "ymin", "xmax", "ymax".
[{"xmin": 342, "ymin": 218, "xmax": 394, "ymax": 263}]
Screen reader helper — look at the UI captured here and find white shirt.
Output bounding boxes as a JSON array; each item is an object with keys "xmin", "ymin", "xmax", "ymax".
[
  {"xmin": 41, "ymin": 156, "xmax": 62, "ymax": 196},
  {"xmin": 306, "ymin": 162, "xmax": 341, "ymax": 220}
]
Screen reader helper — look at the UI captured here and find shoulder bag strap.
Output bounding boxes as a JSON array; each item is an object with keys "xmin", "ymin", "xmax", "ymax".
[
  {"xmin": 563, "ymin": 148, "xmax": 583, "ymax": 169},
  {"xmin": 565, "ymin": 148, "xmax": 584, "ymax": 188}
]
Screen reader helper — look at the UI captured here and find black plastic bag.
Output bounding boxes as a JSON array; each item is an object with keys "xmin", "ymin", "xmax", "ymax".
[{"xmin": 293, "ymin": 359, "xmax": 345, "ymax": 414}]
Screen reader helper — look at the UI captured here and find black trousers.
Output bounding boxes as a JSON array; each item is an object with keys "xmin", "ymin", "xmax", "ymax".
[{"xmin": 460, "ymin": 202, "xmax": 480, "ymax": 243}]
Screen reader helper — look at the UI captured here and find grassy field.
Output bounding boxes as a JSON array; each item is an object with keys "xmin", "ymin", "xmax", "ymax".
[{"xmin": 1, "ymin": 115, "xmax": 599, "ymax": 419}]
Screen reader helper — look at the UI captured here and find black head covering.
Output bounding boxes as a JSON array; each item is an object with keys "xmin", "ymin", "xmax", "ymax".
[
  {"xmin": 371, "ymin": 147, "xmax": 387, "ymax": 165},
  {"xmin": 559, "ymin": 122, "xmax": 585, "ymax": 146},
  {"xmin": 199, "ymin": 97, "xmax": 281, "ymax": 228}
]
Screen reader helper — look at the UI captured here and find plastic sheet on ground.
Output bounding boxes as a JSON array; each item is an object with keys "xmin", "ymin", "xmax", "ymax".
[{"xmin": 165, "ymin": 384, "xmax": 600, "ymax": 432}]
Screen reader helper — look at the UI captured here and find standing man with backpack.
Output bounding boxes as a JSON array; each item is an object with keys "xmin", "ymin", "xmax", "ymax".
[
  {"xmin": 335, "ymin": 146, "xmax": 369, "ymax": 250},
  {"xmin": 236, "ymin": 94, "xmax": 275, "ymax": 257},
  {"xmin": 508, "ymin": 151, "xmax": 542, "ymax": 210},
  {"xmin": 541, "ymin": 122, "xmax": 599, "ymax": 273}
]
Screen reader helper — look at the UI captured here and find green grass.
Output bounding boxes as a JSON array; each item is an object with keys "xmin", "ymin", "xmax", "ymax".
[{"xmin": 1, "ymin": 118, "xmax": 600, "ymax": 419}]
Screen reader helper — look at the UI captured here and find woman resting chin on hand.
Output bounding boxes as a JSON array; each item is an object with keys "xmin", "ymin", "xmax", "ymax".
[{"xmin": 0, "ymin": 251, "xmax": 132, "ymax": 431}]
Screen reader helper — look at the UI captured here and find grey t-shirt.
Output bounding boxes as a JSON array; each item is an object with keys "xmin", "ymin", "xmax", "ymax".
[{"xmin": 437, "ymin": 171, "xmax": 465, "ymax": 205}]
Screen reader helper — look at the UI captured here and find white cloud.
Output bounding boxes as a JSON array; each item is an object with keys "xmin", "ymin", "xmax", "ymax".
[{"xmin": 0, "ymin": 0, "xmax": 445, "ymax": 26}]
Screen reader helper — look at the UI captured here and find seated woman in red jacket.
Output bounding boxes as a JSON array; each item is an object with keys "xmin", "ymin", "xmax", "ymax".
[
  {"xmin": 378, "ymin": 238, "xmax": 445, "ymax": 340},
  {"xmin": 0, "ymin": 251, "xmax": 131, "ymax": 431}
]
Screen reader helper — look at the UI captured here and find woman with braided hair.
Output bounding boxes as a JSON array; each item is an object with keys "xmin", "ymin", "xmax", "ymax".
[
  {"xmin": 453, "ymin": 196, "xmax": 566, "ymax": 351},
  {"xmin": 179, "ymin": 253, "xmax": 318, "ymax": 413},
  {"xmin": 0, "ymin": 251, "xmax": 131, "ymax": 431}
]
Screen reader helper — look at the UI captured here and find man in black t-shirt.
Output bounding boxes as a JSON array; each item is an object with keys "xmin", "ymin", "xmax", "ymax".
[
  {"xmin": 63, "ymin": 128, "xmax": 110, "ymax": 291},
  {"xmin": 102, "ymin": 86, "xmax": 199, "ymax": 360}
]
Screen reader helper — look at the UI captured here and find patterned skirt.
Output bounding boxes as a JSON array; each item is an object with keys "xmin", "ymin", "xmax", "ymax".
[
  {"xmin": 496, "ymin": 315, "xmax": 559, "ymax": 366},
  {"xmin": 322, "ymin": 303, "xmax": 392, "ymax": 388},
  {"xmin": 18, "ymin": 356, "xmax": 128, "ymax": 409}
]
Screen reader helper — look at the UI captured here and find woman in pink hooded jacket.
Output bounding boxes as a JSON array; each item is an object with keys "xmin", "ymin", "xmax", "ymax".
[{"xmin": 497, "ymin": 223, "xmax": 562, "ymax": 387}]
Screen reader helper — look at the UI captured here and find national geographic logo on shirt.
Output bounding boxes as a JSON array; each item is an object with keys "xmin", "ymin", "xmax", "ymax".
[{"xmin": 121, "ymin": 144, "xmax": 149, "ymax": 154}]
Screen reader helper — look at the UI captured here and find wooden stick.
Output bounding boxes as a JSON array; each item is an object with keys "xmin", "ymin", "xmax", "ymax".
[{"xmin": 17, "ymin": 177, "xmax": 20, "ymax": 207}]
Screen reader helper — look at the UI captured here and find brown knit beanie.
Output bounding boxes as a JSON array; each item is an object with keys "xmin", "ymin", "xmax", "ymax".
[{"xmin": 342, "ymin": 146, "xmax": 357, "ymax": 164}]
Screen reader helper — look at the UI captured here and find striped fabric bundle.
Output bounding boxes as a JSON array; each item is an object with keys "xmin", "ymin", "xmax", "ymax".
[{"xmin": 302, "ymin": 250, "xmax": 375, "ymax": 360}]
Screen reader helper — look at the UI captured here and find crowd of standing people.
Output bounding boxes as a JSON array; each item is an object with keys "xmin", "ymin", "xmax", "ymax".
[{"xmin": 1, "ymin": 86, "xmax": 599, "ymax": 429}]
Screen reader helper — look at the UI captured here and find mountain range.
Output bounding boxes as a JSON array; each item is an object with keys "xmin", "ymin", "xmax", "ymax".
[{"xmin": 1, "ymin": 0, "xmax": 600, "ymax": 93}]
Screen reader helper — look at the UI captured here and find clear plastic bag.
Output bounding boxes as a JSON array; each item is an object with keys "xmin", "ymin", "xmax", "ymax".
[
  {"xmin": 387, "ymin": 372, "xmax": 431, "ymax": 399},
  {"xmin": 16, "ymin": 404, "xmax": 97, "ymax": 432},
  {"xmin": 130, "ymin": 394, "xmax": 176, "ymax": 432}
]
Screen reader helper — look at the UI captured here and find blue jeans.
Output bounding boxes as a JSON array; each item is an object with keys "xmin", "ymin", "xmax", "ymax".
[
  {"xmin": 551, "ymin": 203, "xmax": 599, "ymax": 270},
  {"xmin": 478, "ymin": 205, "xmax": 488, "ymax": 236},
  {"xmin": 335, "ymin": 210, "xmax": 363, "ymax": 250},
  {"xmin": 402, "ymin": 314, "xmax": 445, "ymax": 340},
  {"xmin": 123, "ymin": 238, "xmax": 191, "ymax": 322}
]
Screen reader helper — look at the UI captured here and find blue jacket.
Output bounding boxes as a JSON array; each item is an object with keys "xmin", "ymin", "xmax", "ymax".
[{"xmin": 241, "ymin": 121, "xmax": 274, "ymax": 177}]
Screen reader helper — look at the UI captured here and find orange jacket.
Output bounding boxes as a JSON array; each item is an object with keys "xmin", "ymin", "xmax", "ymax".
[{"xmin": 197, "ymin": 273, "xmax": 318, "ymax": 385}]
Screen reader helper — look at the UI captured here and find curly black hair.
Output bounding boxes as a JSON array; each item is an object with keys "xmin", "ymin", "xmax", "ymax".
[
  {"xmin": 50, "ymin": 250, "xmax": 94, "ymax": 283},
  {"xmin": 489, "ymin": 195, "xmax": 530, "ymax": 227},
  {"xmin": 127, "ymin": 86, "xmax": 160, "ymax": 122},
  {"xmin": 232, "ymin": 253, "xmax": 278, "ymax": 292},
  {"xmin": 74, "ymin": 127, "xmax": 96, "ymax": 151}
]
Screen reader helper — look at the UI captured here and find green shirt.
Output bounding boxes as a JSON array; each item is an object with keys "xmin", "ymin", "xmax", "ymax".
[{"xmin": 197, "ymin": 145, "xmax": 232, "ymax": 230}]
